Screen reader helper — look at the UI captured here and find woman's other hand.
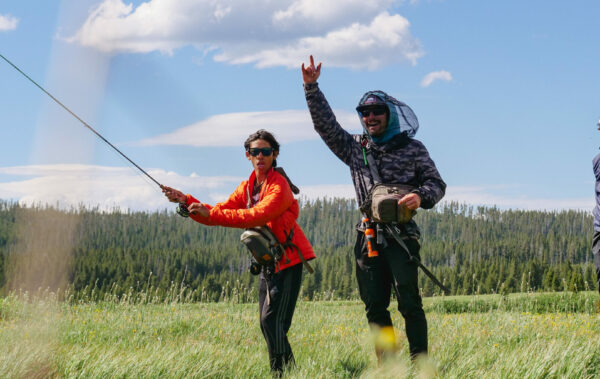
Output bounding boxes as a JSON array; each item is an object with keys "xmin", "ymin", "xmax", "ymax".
[{"xmin": 188, "ymin": 202, "xmax": 209, "ymax": 218}]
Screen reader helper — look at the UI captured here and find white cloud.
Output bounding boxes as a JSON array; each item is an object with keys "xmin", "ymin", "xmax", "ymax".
[
  {"xmin": 69, "ymin": 0, "xmax": 423, "ymax": 70},
  {"xmin": 421, "ymin": 70, "xmax": 452, "ymax": 87},
  {"xmin": 443, "ymin": 186, "xmax": 593, "ymax": 211},
  {"xmin": 0, "ymin": 164, "xmax": 243, "ymax": 212},
  {"xmin": 0, "ymin": 166, "xmax": 591, "ymax": 212},
  {"xmin": 293, "ymin": 184, "xmax": 593, "ymax": 211},
  {"xmin": 137, "ymin": 109, "xmax": 359, "ymax": 147},
  {"xmin": 299, "ymin": 184, "xmax": 356, "ymax": 201},
  {"xmin": 273, "ymin": 0, "xmax": 391, "ymax": 26},
  {"xmin": 218, "ymin": 12, "xmax": 423, "ymax": 70},
  {"xmin": 0, "ymin": 14, "xmax": 19, "ymax": 31}
]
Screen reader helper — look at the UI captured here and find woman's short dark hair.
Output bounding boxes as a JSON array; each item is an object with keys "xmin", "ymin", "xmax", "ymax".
[{"xmin": 244, "ymin": 129, "xmax": 280, "ymax": 167}]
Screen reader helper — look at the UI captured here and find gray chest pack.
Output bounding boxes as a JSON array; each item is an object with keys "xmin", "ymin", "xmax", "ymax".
[
  {"xmin": 240, "ymin": 227, "xmax": 285, "ymax": 266},
  {"xmin": 355, "ymin": 135, "xmax": 416, "ymax": 224},
  {"xmin": 240, "ymin": 182, "xmax": 313, "ymax": 275},
  {"xmin": 364, "ymin": 183, "xmax": 416, "ymax": 224}
]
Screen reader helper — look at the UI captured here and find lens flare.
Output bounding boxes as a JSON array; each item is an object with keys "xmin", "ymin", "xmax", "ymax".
[{"xmin": 374, "ymin": 326, "xmax": 397, "ymax": 351}]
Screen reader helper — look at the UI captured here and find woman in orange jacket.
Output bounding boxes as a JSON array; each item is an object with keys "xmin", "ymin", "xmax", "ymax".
[{"xmin": 162, "ymin": 129, "xmax": 315, "ymax": 375}]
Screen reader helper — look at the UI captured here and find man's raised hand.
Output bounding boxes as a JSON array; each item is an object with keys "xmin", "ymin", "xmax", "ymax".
[{"xmin": 301, "ymin": 55, "xmax": 322, "ymax": 84}]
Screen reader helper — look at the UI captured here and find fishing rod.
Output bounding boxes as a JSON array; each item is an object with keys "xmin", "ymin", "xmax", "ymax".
[{"xmin": 0, "ymin": 52, "xmax": 163, "ymax": 188}]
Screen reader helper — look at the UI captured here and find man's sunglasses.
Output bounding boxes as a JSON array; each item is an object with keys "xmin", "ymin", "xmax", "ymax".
[
  {"xmin": 248, "ymin": 147, "xmax": 275, "ymax": 157},
  {"xmin": 358, "ymin": 106, "xmax": 387, "ymax": 118}
]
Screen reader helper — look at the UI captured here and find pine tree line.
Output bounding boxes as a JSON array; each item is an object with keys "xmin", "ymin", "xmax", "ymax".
[{"xmin": 0, "ymin": 199, "xmax": 595, "ymax": 301}]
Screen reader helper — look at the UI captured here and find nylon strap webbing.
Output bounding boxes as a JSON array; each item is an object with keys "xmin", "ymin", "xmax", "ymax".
[{"xmin": 385, "ymin": 224, "xmax": 450, "ymax": 295}]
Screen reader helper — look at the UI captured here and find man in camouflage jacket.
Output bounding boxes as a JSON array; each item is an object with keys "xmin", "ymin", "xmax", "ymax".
[{"xmin": 301, "ymin": 56, "xmax": 446, "ymax": 359}]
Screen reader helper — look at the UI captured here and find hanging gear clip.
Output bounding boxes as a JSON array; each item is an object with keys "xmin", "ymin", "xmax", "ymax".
[{"xmin": 362, "ymin": 217, "xmax": 379, "ymax": 257}]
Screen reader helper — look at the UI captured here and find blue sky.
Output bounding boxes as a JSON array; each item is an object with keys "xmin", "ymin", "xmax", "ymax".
[{"xmin": 0, "ymin": 0, "xmax": 599, "ymax": 212}]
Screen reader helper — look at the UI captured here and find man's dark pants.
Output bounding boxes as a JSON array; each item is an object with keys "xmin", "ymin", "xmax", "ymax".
[
  {"xmin": 354, "ymin": 231, "xmax": 427, "ymax": 357},
  {"xmin": 592, "ymin": 230, "xmax": 600, "ymax": 293},
  {"xmin": 259, "ymin": 263, "xmax": 302, "ymax": 373}
]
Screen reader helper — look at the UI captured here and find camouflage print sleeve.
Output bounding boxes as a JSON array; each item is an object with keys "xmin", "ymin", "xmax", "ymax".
[
  {"xmin": 412, "ymin": 140, "xmax": 446, "ymax": 209},
  {"xmin": 304, "ymin": 82, "xmax": 356, "ymax": 166}
]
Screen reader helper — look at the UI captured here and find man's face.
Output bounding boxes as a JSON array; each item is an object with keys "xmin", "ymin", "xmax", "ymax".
[{"xmin": 360, "ymin": 106, "xmax": 388, "ymax": 137}]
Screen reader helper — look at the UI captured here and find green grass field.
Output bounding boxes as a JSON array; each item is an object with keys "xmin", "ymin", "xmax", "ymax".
[{"xmin": 1, "ymin": 291, "xmax": 599, "ymax": 378}]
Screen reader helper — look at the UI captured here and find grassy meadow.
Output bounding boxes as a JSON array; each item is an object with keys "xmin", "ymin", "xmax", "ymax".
[{"xmin": 1, "ymin": 291, "xmax": 599, "ymax": 378}]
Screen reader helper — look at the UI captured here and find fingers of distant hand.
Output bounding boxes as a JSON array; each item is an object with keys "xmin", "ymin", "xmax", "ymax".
[
  {"xmin": 302, "ymin": 62, "xmax": 313, "ymax": 74},
  {"xmin": 162, "ymin": 186, "xmax": 184, "ymax": 203},
  {"xmin": 162, "ymin": 187, "xmax": 174, "ymax": 201}
]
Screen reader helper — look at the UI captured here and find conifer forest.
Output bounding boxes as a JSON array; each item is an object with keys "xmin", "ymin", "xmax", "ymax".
[{"xmin": 0, "ymin": 199, "xmax": 594, "ymax": 300}]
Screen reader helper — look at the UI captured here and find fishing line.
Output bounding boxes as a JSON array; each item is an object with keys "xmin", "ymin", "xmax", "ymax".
[{"xmin": 0, "ymin": 52, "xmax": 163, "ymax": 188}]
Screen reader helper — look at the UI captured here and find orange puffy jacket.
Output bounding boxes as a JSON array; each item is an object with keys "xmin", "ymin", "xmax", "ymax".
[{"xmin": 184, "ymin": 168, "xmax": 315, "ymax": 272}]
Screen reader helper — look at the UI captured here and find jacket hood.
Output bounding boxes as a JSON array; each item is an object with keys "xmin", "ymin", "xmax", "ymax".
[{"xmin": 356, "ymin": 90, "xmax": 419, "ymax": 144}]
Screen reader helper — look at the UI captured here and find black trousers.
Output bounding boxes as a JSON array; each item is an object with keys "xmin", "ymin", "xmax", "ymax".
[
  {"xmin": 592, "ymin": 230, "xmax": 600, "ymax": 293},
  {"xmin": 354, "ymin": 231, "xmax": 427, "ymax": 357},
  {"xmin": 258, "ymin": 263, "xmax": 302, "ymax": 373}
]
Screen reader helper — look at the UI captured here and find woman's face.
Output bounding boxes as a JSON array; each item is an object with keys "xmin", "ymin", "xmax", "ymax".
[{"xmin": 246, "ymin": 139, "xmax": 278, "ymax": 176}]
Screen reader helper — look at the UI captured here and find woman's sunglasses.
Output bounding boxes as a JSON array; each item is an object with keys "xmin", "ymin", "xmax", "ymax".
[
  {"xmin": 248, "ymin": 147, "xmax": 274, "ymax": 157},
  {"xmin": 358, "ymin": 106, "xmax": 387, "ymax": 118}
]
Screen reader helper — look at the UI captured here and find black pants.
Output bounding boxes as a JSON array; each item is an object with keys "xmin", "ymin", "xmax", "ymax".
[
  {"xmin": 259, "ymin": 263, "xmax": 302, "ymax": 373},
  {"xmin": 592, "ymin": 230, "xmax": 600, "ymax": 293},
  {"xmin": 354, "ymin": 231, "xmax": 427, "ymax": 357}
]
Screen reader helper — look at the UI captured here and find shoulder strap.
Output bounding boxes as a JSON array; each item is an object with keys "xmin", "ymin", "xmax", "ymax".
[
  {"xmin": 282, "ymin": 227, "xmax": 314, "ymax": 274},
  {"xmin": 274, "ymin": 167, "xmax": 300, "ymax": 194},
  {"xmin": 385, "ymin": 224, "xmax": 449, "ymax": 295},
  {"xmin": 355, "ymin": 134, "xmax": 382, "ymax": 185},
  {"xmin": 245, "ymin": 184, "xmax": 251, "ymax": 209}
]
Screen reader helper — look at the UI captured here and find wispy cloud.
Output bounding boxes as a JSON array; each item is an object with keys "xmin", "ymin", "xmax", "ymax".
[
  {"xmin": 443, "ymin": 186, "xmax": 593, "ymax": 211},
  {"xmin": 421, "ymin": 70, "xmax": 452, "ymax": 87},
  {"xmin": 137, "ymin": 109, "xmax": 359, "ymax": 147},
  {"xmin": 299, "ymin": 184, "xmax": 356, "ymax": 201},
  {"xmin": 216, "ymin": 12, "xmax": 423, "ymax": 70},
  {"xmin": 0, "ymin": 13, "xmax": 19, "ymax": 31},
  {"xmin": 68, "ymin": 0, "xmax": 423, "ymax": 70},
  {"xmin": 0, "ymin": 165, "xmax": 591, "ymax": 212},
  {"xmin": 296, "ymin": 184, "xmax": 593, "ymax": 211},
  {"xmin": 0, "ymin": 164, "xmax": 244, "ymax": 212}
]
